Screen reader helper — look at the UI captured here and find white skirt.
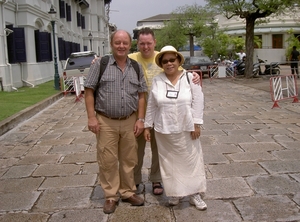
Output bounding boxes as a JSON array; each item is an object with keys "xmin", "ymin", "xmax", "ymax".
[{"xmin": 155, "ymin": 131, "xmax": 206, "ymax": 197}]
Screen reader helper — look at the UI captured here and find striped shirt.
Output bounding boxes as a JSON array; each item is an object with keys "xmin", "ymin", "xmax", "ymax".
[{"xmin": 84, "ymin": 55, "xmax": 148, "ymax": 118}]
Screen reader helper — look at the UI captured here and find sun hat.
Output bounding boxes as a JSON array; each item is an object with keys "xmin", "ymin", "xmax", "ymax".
[{"xmin": 155, "ymin": 45, "xmax": 185, "ymax": 68}]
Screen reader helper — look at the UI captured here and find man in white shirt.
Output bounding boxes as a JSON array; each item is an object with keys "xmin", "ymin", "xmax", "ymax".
[{"xmin": 236, "ymin": 49, "xmax": 246, "ymax": 61}]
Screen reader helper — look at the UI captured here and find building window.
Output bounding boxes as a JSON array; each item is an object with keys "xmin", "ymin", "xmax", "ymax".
[
  {"xmin": 58, "ymin": 37, "xmax": 66, "ymax": 60},
  {"xmin": 59, "ymin": 0, "xmax": 65, "ymax": 18},
  {"xmin": 66, "ymin": 4, "xmax": 71, "ymax": 22},
  {"xmin": 35, "ymin": 30, "xmax": 52, "ymax": 62},
  {"xmin": 77, "ymin": 11, "xmax": 81, "ymax": 27},
  {"xmin": 6, "ymin": 25, "xmax": 27, "ymax": 63},
  {"xmin": 81, "ymin": 15, "xmax": 85, "ymax": 29},
  {"xmin": 272, "ymin": 34, "xmax": 283, "ymax": 48}
]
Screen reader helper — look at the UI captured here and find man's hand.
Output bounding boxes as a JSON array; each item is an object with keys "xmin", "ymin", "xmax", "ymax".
[
  {"xmin": 134, "ymin": 120, "xmax": 144, "ymax": 137},
  {"xmin": 192, "ymin": 72, "xmax": 201, "ymax": 85},
  {"xmin": 88, "ymin": 116, "xmax": 100, "ymax": 134}
]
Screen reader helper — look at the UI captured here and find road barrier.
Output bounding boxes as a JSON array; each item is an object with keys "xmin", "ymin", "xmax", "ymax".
[
  {"xmin": 209, "ymin": 65, "xmax": 235, "ymax": 81},
  {"xmin": 61, "ymin": 73, "xmax": 86, "ymax": 95},
  {"xmin": 73, "ymin": 77, "xmax": 83, "ymax": 103},
  {"xmin": 270, "ymin": 74, "xmax": 299, "ymax": 108}
]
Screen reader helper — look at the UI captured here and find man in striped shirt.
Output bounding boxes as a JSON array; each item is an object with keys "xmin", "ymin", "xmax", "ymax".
[{"xmin": 84, "ymin": 30, "xmax": 148, "ymax": 214}]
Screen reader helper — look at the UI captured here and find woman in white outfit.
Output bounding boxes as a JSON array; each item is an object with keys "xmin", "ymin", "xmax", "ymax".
[{"xmin": 144, "ymin": 45, "xmax": 207, "ymax": 210}]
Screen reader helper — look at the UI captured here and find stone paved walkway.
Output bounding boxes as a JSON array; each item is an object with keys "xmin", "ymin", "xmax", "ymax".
[{"xmin": 0, "ymin": 77, "xmax": 300, "ymax": 222}]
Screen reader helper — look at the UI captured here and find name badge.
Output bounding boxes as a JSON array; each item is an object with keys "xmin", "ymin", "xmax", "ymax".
[{"xmin": 166, "ymin": 90, "xmax": 179, "ymax": 99}]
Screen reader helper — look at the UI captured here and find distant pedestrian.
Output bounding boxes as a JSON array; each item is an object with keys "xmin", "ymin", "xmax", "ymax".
[
  {"xmin": 144, "ymin": 45, "xmax": 207, "ymax": 211},
  {"xmin": 236, "ymin": 49, "xmax": 246, "ymax": 61},
  {"xmin": 84, "ymin": 30, "xmax": 148, "ymax": 214},
  {"xmin": 290, "ymin": 46, "xmax": 299, "ymax": 78}
]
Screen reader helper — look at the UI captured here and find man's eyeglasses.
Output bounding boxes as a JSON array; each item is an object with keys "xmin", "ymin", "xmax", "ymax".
[{"xmin": 161, "ymin": 58, "xmax": 177, "ymax": 65}]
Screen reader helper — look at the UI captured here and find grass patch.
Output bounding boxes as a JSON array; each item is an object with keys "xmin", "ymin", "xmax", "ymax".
[{"xmin": 0, "ymin": 80, "xmax": 60, "ymax": 122}]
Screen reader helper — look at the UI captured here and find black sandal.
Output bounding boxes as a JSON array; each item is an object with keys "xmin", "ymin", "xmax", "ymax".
[{"xmin": 152, "ymin": 182, "xmax": 164, "ymax": 195}]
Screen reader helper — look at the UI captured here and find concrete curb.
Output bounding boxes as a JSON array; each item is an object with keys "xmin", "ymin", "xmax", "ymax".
[{"xmin": 0, "ymin": 92, "xmax": 64, "ymax": 136}]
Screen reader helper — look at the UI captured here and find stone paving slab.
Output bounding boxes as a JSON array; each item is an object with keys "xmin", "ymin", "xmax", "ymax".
[
  {"xmin": 259, "ymin": 160, "xmax": 300, "ymax": 174},
  {"xmin": 0, "ymin": 177, "xmax": 44, "ymax": 193},
  {"xmin": 34, "ymin": 187, "xmax": 93, "ymax": 212},
  {"xmin": 32, "ymin": 164, "xmax": 81, "ymax": 176},
  {"xmin": 173, "ymin": 200, "xmax": 242, "ymax": 222},
  {"xmin": 62, "ymin": 152, "xmax": 97, "ymax": 164},
  {"xmin": 39, "ymin": 174, "xmax": 97, "ymax": 189},
  {"xmin": 272, "ymin": 149, "xmax": 300, "ymax": 160},
  {"xmin": 247, "ymin": 174, "xmax": 300, "ymax": 195},
  {"xmin": 208, "ymin": 162, "xmax": 268, "ymax": 178},
  {"xmin": 1, "ymin": 164, "xmax": 38, "ymax": 178},
  {"xmin": 206, "ymin": 177, "xmax": 254, "ymax": 199},
  {"xmin": 233, "ymin": 195, "xmax": 300, "ymax": 222},
  {"xmin": 227, "ymin": 151, "xmax": 277, "ymax": 162},
  {"xmin": 0, "ymin": 191, "xmax": 41, "ymax": 211},
  {"xmin": 49, "ymin": 209, "xmax": 107, "ymax": 222},
  {"xmin": 0, "ymin": 213, "xmax": 49, "ymax": 222}
]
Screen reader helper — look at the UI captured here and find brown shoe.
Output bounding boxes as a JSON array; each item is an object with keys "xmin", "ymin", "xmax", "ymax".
[
  {"xmin": 103, "ymin": 200, "xmax": 118, "ymax": 214},
  {"xmin": 122, "ymin": 194, "xmax": 144, "ymax": 206}
]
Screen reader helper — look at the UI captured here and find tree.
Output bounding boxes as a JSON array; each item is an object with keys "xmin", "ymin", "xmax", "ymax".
[
  {"xmin": 285, "ymin": 29, "xmax": 300, "ymax": 60},
  {"xmin": 154, "ymin": 21, "xmax": 187, "ymax": 51},
  {"xmin": 206, "ymin": 0, "xmax": 298, "ymax": 78},
  {"xmin": 155, "ymin": 4, "xmax": 215, "ymax": 55},
  {"xmin": 200, "ymin": 31, "xmax": 231, "ymax": 60},
  {"xmin": 130, "ymin": 40, "xmax": 137, "ymax": 53}
]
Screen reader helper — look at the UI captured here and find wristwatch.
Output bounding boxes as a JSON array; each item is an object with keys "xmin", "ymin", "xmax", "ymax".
[{"xmin": 137, "ymin": 118, "xmax": 145, "ymax": 122}]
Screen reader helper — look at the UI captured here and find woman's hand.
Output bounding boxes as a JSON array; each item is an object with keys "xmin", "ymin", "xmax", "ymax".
[
  {"xmin": 144, "ymin": 128, "xmax": 151, "ymax": 142},
  {"xmin": 191, "ymin": 124, "xmax": 201, "ymax": 140}
]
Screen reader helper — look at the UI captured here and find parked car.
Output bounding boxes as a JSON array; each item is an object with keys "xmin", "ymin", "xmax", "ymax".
[
  {"xmin": 182, "ymin": 56, "xmax": 215, "ymax": 76},
  {"xmin": 62, "ymin": 51, "xmax": 97, "ymax": 92}
]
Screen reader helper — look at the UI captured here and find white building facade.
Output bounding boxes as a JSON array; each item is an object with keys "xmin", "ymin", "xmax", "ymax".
[
  {"xmin": 0, "ymin": 0, "xmax": 111, "ymax": 91},
  {"xmin": 217, "ymin": 12, "xmax": 300, "ymax": 63}
]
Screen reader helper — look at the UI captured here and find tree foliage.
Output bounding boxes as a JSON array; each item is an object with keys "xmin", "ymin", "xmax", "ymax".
[
  {"xmin": 154, "ymin": 21, "xmax": 187, "ymax": 51},
  {"xmin": 130, "ymin": 40, "xmax": 137, "ymax": 53},
  {"xmin": 155, "ymin": 4, "xmax": 215, "ymax": 53},
  {"xmin": 285, "ymin": 29, "xmax": 300, "ymax": 59},
  {"xmin": 200, "ymin": 30, "xmax": 232, "ymax": 59},
  {"xmin": 206, "ymin": 0, "xmax": 298, "ymax": 77}
]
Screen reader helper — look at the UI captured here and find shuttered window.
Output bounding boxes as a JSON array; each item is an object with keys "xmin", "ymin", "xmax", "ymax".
[
  {"xmin": 59, "ymin": 0, "xmax": 65, "ymax": 18},
  {"xmin": 66, "ymin": 4, "xmax": 71, "ymax": 22},
  {"xmin": 81, "ymin": 15, "xmax": 85, "ymax": 29},
  {"xmin": 35, "ymin": 30, "xmax": 52, "ymax": 62},
  {"xmin": 6, "ymin": 26, "xmax": 27, "ymax": 63}
]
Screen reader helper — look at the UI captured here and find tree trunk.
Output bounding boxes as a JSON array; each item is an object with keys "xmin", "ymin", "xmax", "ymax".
[
  {"xmin": 189, "ymin": 34, "xmax": 194, "ymax": 56},
  {"xmin": 245, "ymin": 17, "xmax": 255, "ymax": 78}
]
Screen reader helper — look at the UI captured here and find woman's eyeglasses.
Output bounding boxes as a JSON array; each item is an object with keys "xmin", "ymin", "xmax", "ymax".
[{"xmin": 161, "ymin": 58, "xmax": 177, "ymax": 64}]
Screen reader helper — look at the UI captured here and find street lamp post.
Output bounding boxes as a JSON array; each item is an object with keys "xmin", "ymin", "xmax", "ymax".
[
  {"xmin": 88, "ymin": 32, "xmax": 93, "ymax": 51},
  {"xmin": 102, "ymin": 41, "xmax": 105, "ymax": 55},
  {"xmin": 48, "ymin": 4, "xmax": 60, "ymax": 90}
]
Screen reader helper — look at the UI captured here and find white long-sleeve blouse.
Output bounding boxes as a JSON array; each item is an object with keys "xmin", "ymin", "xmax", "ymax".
[{"xmin": 144, "ymin": 70, "xmax": 204, "ymax": 134}]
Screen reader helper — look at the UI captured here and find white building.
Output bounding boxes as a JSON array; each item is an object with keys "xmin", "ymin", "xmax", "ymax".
[
  {"xmin": 216, "ymin": 12, "xmax": 300, "ymax": 63},
  {"xmin": 0, "ymin": 0, "xmax": 113, "ymax": 91},
  {"xmin": 134, "ymin": 11, "xmax": 300, "ymax": 63}
]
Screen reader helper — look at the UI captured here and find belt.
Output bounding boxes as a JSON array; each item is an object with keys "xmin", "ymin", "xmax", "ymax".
[{"xmin": 96, "ymin": 111, "xmax": 134, "ymax": 120}]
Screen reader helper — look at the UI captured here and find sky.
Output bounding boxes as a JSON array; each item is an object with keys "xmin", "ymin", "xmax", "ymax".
[{"xmin": 109, "ymin": 0, "xmax": 207, "ymax": 34}]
